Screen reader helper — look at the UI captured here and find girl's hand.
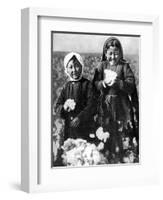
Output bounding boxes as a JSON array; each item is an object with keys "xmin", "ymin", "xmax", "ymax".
[
  {"xmin": 70, "ymin": 117, "xmax": 80, "ymax": 127},
  {"xmin": 105, "ymin": 77, "xmax": 121, "ymax": 87},
  {"xmin": 106, "ymin": 79, "xmax": 115, "ymax": 86},
  {"xmin": 103, "ymin": 78, "xmax": 112, "ymax": 86}
]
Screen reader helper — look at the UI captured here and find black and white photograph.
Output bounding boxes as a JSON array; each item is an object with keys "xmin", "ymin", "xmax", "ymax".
[{"xmin": 51, "ymin": 32, "xmax": 139, "ymax": 167}]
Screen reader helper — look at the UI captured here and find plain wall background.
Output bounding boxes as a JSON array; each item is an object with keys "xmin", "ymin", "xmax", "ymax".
[{"xmin": 0, "ymin": 0, "xmax": 162, "ymax": 199}]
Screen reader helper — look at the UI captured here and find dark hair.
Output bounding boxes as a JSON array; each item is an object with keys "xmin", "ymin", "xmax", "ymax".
[{"xmin": 102, "ymin": 37, "xmax": 123, "ymax": 61}]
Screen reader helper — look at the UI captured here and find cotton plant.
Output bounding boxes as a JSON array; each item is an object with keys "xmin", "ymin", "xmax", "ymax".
[
  {"xmin": 61, "ymin": 128, "xmax": 138, "ymax": 166},
  {"xmin": 122, "ymin": 136, "xmax": 138, "ymax": 151},
  {"xmin": 88, "ymin": 127, "xmax": 110, "ymax": 151},
  {"xmin": 123, "ymin": 150, "xmax": 137, "ymax": 163},
  {"xmin": 122, "ymin": 136, "xmax": 139, "ymax": 163},
  {"xmin": 96, "ymin": 126, "xmax": 138, "ymax": 164},
  {"xmin": 52, "ymin": 118, "xmax": 65, "ymax": 163},
  {"xmin": 61, "ymin": 138, "xmax": 108, "ymax": 166}
]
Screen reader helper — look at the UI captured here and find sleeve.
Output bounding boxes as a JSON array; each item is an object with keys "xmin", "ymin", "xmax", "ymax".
[
  {"xmin": 92, "ymin": 63, "xmax": 106, "ymax": 92},
  {"xmin": 55, "ymin": 86, "xmax": 67, "ymax": 119},
  {"xmin": 77, "ymin": 81, "xmax": 96, "ymax": 121},
  {"xmin": 117, "ymin": 63, "xmax": 136, "ymax": 94}
]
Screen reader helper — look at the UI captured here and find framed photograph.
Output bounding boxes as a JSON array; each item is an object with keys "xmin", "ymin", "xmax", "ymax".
[{"xmin": 21, "ymin": 8, "xmax": 159, "ymax": 193}]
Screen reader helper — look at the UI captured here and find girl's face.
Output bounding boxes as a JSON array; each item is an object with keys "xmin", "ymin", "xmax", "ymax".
[
  {"xmin": 66, "ymin": 58, "xmax": 82, "ymax": 80},
  {"xmin": 105, "ymin": 46, "xmax": 121, "ymax": 66}
]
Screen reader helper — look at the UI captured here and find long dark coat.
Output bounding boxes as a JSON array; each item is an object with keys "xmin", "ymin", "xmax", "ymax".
[
  {"xmin": 55, "ymin": 77, "xmax": 95, "ymax": 140},
  {"xmin": 92, "ymin": 59, "xmax": 139, "ymax": 141}
]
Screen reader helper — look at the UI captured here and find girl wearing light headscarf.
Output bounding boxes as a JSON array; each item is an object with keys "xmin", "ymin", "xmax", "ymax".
[{"xmin": 55, "ymin": 52, "xmax": 95, "ymax": 141}]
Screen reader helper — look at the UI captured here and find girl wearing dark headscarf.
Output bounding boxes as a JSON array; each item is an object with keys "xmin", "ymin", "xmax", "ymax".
[{"xmin": 93, "ymin": 37, "xmax": 139, "ymax": 161}]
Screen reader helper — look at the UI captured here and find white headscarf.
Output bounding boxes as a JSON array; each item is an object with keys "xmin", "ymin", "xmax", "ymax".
[{"xmin": 64, "ymin": 52, "xmax": 84, "ymax": 81}]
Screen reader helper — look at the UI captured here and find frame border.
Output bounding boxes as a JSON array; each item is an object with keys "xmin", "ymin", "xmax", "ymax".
[{"xmin": 21, "ymin": 7, "xmax": 159, "ymax": 193}]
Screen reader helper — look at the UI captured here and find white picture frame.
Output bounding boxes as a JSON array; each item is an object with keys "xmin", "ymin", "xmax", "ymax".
[{"xmin": 21, "ymin": 7, "xmax": 159, "ymax": 193}]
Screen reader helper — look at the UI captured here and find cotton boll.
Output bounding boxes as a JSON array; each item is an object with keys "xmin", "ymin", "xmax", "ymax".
[
  {"xmin": 64, "ymin": 99, "xmax": 76, "ymax": 111},
  {"xmin": 128, "ymin": 151, "xmax": 135, "ymax": 163},
  {"xmin": 90, "ymin": 144, "xmax": 96, "ymax": 150},
  {"xmin": 89, "ymin": 133, "xmax": 95, "ymax": 138},
  {"xmin": 132, "ymin": 137, "xmax": 138, "ymax": 147},
  {"xmin": 83, "ymin": 161, "xmax": 90, "ymax": 166},
  {"xmin": 97, "ymin": 142, "xmax": 104, "ymax": 150},
  {"xmin": 96, "ymin": 127, "xmax": 104, "ymax": 140},
  {"xmin": 61, "ymin": 153, "xmax": 67, "ymax": 165},
  {"xmin": 92, "ymin": 150, "xmax": 101, "ymax": 164},
  {"xmin": 96, "ymin": 127, "xmax": 110, "ymax": 142},
  {"xmin": 83, "ymin": 146, "xmax": 92, "ymax": 160},
  {"xmin": 68, "ymin": 99, "xmax": 76, "ymax": 110},
  {"xmin": 123, "ymin": 157, "xmax": 130, "ymax": 163},
  {"xmin": 103, "ymin": 131, "xmax": 110, "ymax": 143},
  {"xmin": 62, "ymin": 138, "xmax": 76, "ymax": 151},
  {"xmin": 62, "ymin": 138, "xmax": 108, "ymax": 166},
  {"xmin": 104, "ymin": 69, "xmax": 117, "ymax": 85},
  {"xmin": 76, "ymin": 144, "xmax": 85, "ymax": 152},
  {"xmin": 96, "ymin": 127, "xmax": 103, "ymax": 135},
  {"xmin": 98, "ymin": 133, "xmax": 103, "ymax": 141},
  {"xmin": 63, "ymin": 101, "xmax": 68, "ymax": 110},
  {"xmin": 123, "ymin": 137, "xmax": 130, "ymax": 150},
  {"xmin": 76, "ymin": 160, "xmax": 83, "ymax": 166},
  {"xmin": 66, "ymin": 149, "xmax": 77, "ymax": 165}
]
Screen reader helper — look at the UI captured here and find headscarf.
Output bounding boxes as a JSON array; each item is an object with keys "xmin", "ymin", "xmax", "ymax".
[
  {"xmin": 102, "ymin": 37, "xmax": 124, "ymax": 62},
  {"xmin": 64, "ymin": 52, "xmax": 84, "ymax": 81}
]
